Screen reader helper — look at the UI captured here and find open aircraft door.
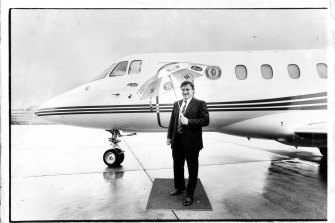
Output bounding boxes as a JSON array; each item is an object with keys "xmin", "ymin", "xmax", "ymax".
[
  {"xmin": 156, "ymin": 90, "xmax": 176, "ymax": 128},
  {"xmin": 154, "ymin": 62, "xmax": 208, "ymax": 129},
  {"xmin": 155, "ymin": 88, "xmax": 183, "ymax": 129}
]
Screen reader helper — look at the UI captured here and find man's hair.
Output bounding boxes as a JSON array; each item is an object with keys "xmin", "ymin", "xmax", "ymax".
[{"xmin": 180, "ymin": 81, "xmax": 195, "ymax": 90}]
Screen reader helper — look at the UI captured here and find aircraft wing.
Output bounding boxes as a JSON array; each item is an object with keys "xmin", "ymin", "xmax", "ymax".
[{"xmin": 294, "ymin": 122, "xmax": 327, "ymax": 139}]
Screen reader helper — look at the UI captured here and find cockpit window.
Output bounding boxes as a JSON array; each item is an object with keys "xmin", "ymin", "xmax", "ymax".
[
  {"xmin": 129, "ymin": 60, "xmax": 142, "ymax": 74},
  {"xmin": 110, "ymin": 61, "xmax": 128, "ymax": 76},
  {"xmin": 90, "ymin": 63, "xmax": 115, "ymax": 82}
]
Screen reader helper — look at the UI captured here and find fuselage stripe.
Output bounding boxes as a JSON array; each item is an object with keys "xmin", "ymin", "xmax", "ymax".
[
  {"xmin": 36, "ymin": 105, "xmax": 327, "ymax": 116},
  {"xmin": 162, "ymin": 92, "xmax": 327, "ymax": 106},
  {"xmin": 37, "ymin": 99, "xmax": 327, "ymax": 112},
  {"xmin": 38, "ymin": 98, "xmax": 327, "ymax": 112},
  {"xmin": 37, "ymin": 92, "xmax": 327, "ymax": 111},
  {"xmin": 35, "ymin": 92, "xmax": 327, "ymax": 116}
]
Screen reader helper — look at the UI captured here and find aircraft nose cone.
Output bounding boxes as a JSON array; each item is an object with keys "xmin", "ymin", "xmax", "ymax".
[
  {"xmin": 35, "ymin": 103, "xmax": 49, "ymax": 117},
  {"xmin": 34, "ymin": 84, "xmax": 88, "ymax": 124},
  {"xmin": 35, "ymin": 96, "xmax": 58, "ymax": 116},
  {"xmin": 34, "ymin": 93, "xmax": 68, "ymax": 124}
]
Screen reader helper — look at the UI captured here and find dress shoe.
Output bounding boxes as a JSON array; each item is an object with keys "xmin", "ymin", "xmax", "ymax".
[
  {"xmin": 183, "ymin": 196, "xmax": 193, "ymax": 206},
  {"xmin": 170, "ymin": 189, "xmax": 186, "ymax": 195}
]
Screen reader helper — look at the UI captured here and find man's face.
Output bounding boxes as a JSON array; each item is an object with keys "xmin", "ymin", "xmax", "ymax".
[{"xmin": 181, "ymin": 84, "xmax": 194, "ymax": 100}]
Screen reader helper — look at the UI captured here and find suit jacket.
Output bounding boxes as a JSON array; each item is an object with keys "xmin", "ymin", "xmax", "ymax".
[{"xmin": 167, "ymin": 97, "xmax": 210, "ymax": 151}]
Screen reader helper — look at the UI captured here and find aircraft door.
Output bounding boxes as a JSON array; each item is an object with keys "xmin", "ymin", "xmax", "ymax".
[
  {"xmin": 156, "ymin": 88, "xmax": 182, "ymax": 129},
  {"xmin": 152, "ymin": 62, "xmax": 208, "ymax": 129}
]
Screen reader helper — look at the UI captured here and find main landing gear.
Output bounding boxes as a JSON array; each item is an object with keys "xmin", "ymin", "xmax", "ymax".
[{"xmin": 103, "ymin": 130, "xmax": 136, "ymax": 167}]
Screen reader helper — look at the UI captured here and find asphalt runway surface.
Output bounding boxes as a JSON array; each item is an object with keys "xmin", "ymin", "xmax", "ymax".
[{"xmin": 10, "ymin": 125, "xmax": 327, "ymax": 221}]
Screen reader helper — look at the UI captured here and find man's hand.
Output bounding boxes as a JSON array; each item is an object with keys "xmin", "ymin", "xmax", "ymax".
[
  {"xmin": 166, "ymin": 138, "xmax": 171, "ymax": 145},
  {"xmin": 180, "ymin": 114, "xmax": 188, "ymax": 125}
]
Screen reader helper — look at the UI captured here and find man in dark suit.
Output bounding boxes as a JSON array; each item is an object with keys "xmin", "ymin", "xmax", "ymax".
[{"xmin": 166, "ymin": 81, "xmax": 210, "ymax": 206}]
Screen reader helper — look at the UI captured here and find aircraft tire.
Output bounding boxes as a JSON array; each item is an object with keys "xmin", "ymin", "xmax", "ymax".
[
  {"xmin": 103, "ymin": 149, "xmax": 121, "ymax": 167},
  {"xmin": 318, "ymin": 147, "xmax": 327, "ymax": 158}
]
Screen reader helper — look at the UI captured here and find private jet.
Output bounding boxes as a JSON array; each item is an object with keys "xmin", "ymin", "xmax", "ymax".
[{"xmin": 35, "ymin": 49, "xmax": 329, "ymax": 167}]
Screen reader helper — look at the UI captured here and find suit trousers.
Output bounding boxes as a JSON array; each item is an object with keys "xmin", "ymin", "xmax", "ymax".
[{"xmin": 172, "ymin": 133, "xmax": 200, "ymax": 197}]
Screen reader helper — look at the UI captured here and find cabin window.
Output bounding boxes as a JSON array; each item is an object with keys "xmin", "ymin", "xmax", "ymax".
[
  {"xmin": 235, "ymin": 65, "xmax": 247, "ymax": 80},
  {"xmin": 129, "ymin": 60, "xmax": 142, "ymax": 74},
  {"xmin": 316, "ymin": 63, "xmax": 327, "ymax": 78},
  {"xmin": 90, "ymin": 63, "xmax": 115, "ymax": 82},
  {"xmin": 261, "ymin": 64, "xmax": 273, "ymax": 79},
  {"xmin": 287, "ymin": 64, "xmax": 300, "ymax": 79},
  {"xmin": 109, "ymin": 61, "xmax": 128, "ymax": 76}
]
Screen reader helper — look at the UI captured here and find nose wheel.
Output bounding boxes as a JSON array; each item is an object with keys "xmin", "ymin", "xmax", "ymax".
[{"xmin": 103, "ymin": 148, "xmax": 125, "ymax": 167}]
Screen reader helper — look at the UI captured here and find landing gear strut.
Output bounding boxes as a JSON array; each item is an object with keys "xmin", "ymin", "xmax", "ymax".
[{"xmin": 103, "ymin": 130, "xmax": 125, "ymax": 167}]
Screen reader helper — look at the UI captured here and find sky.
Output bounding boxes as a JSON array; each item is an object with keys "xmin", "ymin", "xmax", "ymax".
[{"xmin": 10, "ymin": 8, "xmax": 331, "ymax": 109}]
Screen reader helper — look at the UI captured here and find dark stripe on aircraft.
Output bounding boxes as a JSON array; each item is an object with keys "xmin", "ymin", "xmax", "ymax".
[
  {"xmin": 159, "ymin": 98, "xmax": 327, "ymax": 109},
  {"xmin": 35, "ymin": 98, "xmax": 327, "ymax": 116},
  {"xmin": 162, "ymin": 92, "xmax": 328, "ymax": 106},
  {"xmin": 37, "ymin": 104, "xmax": 154, "ymax": 111},
  {"xmin": 39, "ymin": 107, "xmax": 156, "ymax": 112},
  {"xmin": 208, "ymin": 92, "xmax": 327, "ymax": 105},
  {"xmin": 162, "ymin": 105, "xmax": 327, "ymax": 112},
  {"xmin": 36, "ymin": 101, "xmax": 327, "ymax": 115},
  {"xmin": 37, "ymin": 91, "xmax": 327, "ymax": 112},
  {"xmin": 36, "ymin": 105, "xmax": 327, "ymax": 116}
]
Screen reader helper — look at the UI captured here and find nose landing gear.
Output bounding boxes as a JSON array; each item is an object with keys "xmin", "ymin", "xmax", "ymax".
[
  {"xmin": 103, "ymin": 130, "xmax": 136, "ymax": 167},
  {"xmin": 103, "ymin": 130, "xmax": 124, "ymax": 167}
]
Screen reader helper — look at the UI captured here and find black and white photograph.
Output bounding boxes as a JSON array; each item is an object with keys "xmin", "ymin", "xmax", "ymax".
[{"xmin": 1, "ymin": 0, "xmax": 334, "ymax": 222}]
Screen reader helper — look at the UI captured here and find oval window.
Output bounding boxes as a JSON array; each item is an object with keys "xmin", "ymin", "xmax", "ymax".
[
  {"xmin": 261, "ymin": 64, "xmax": 273, "ymax": 79},
  {"xmin": 235, "ymin": 65, "xmax": 247, "ymax": 80},
  {"xmin": 316, "ymin": 63, "xmax": 327, "ymax": 78},
  {"xmin": 287, "ymin": 64, "xmax": 300, "ymax": 79}
]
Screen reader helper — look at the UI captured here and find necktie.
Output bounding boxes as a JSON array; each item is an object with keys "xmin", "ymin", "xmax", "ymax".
[{"xmin": 177, "ymin": 100, "xmax": 187, "ymax": 133}]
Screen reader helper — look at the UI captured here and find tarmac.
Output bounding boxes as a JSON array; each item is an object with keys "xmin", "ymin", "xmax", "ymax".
[{"xmin": 10, "ymin": 125, "xmax": 327, "ymax": 221}]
